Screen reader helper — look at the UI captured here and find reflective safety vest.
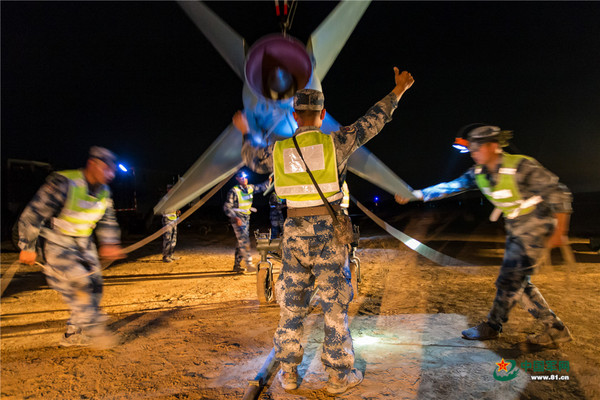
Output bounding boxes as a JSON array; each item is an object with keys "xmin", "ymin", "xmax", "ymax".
[
  {"xmin": 53, "ymin": 169, "xmax": 110, "ymax": 237},
  {"xmin": 341, "ymin": 181, "xmax": 350, "ymax": 209},
  {"xmin": 233, "ymin": 185, "xmax": 254, "ymax": 215},
  {"xmin": 273, "ymin": 130, "xmax": 341, "ymax": 207},
  {"xmin": 475, "ymin": 153, "xmax": 542, "ymax": 219}
]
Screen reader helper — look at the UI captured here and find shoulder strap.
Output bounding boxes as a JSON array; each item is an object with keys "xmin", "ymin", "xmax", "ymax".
[{"xmin": 292, "ymin": 136, "xmax": 339, "ymax": 224}]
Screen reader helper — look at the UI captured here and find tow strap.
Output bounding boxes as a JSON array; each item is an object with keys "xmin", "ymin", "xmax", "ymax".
[{"xmin": 351, "ymin": 195, "xmax": 471, "ymax": 267}]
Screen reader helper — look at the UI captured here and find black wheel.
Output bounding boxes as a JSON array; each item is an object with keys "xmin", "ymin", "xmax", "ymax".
[{"xmin": 257, "ymin": 264, "xmax": 275, "ymax": 303}]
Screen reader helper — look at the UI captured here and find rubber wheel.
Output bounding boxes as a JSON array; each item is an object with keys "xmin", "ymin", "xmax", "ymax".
[{"xmin": 257, "ymin": 267, "xmax": 275, "ymax": 304}]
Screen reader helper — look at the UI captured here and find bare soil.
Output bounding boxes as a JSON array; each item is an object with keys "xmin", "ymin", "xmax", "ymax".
[{"xmin": 2, "ymin": 212, "xmax": 599, "ymax": 400}]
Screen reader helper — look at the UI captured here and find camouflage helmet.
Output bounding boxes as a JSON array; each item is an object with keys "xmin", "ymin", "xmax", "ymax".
[
  {"xmin": 457, "ymin": 123, "xmax": 513, "ymax": 151},
  {"xmin": 293, "ymin": 89, "xmax": 324, "ymax": 111},
  {"xmin": 89, "ymin": 146, "xmax": 117, "ymax": 170}
]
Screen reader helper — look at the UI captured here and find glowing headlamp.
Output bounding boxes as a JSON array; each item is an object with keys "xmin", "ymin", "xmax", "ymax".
[
  {"xmin": 452, "ymin": 137, "xmax": 470, "ymax": 153},
  {"xmin": 118, "ymin": 163, "xmax": 128, "ymax": 172}
]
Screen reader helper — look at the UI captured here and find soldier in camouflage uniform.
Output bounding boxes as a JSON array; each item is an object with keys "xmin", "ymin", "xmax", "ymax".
[
  {"xmin": 395, "ymin": 125, "xmax": 573, "ymax": 346},
  {"xmin": 162, "ymin": 185, "xmax": 180, "ymax": 263},
  {"xmin": 234, "ymin": 67, "xmax": 414, "ymax": 394},
  {"xmin": 269, "ymin": 192, "xmax": 286, "ymax": 238},
  {"xmin": 18, "ymin": 146, "xmax": 125, "ymax": 349},
  {"xmin": 223, "ymin": 170, "xmax": 270, "ymax": 273}
]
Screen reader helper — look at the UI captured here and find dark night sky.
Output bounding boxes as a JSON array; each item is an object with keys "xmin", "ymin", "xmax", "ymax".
[{"xmin": 2, "ymin": 1, "xmax": 600, "ymax": 197}]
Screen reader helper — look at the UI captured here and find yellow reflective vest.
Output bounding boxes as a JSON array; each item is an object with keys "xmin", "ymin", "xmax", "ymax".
[
  {"xmin": 233, "ymin": 185, "xmax": 254, "ymax": 215},
  {"xmin": 475, "ymin": 153, "xmax": 541, "ymax": 219},
  {"xmin": 273, "ymin": 130, "xmax": 341, "ymax": 207},
  {"xmin": 52, "ymin": 169, "xmax": 110, "ymax": 237}
]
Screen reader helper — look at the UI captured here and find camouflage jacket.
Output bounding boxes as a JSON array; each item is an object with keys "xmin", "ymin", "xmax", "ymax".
[
  {"xmin": 18, "ymin": 171, "xmax": 121, "ymax": 252},
  {"xmin": 223, "ymin": 180, "xmax": 270, "ymax": 221},
  {"xmin": 241, "ymin": 92, "xmax": 399, "ymax": 189},
  {"xmin": 420, "ymin": 155, "xmax": 572, "ymax": 227}
]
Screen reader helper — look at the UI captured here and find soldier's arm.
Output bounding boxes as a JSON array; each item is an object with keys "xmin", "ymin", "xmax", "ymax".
[
  {"xmin": 253, "ymin": 179, "xmax": 271, "ymax": 194},
  {"xmin": 333, "ymin": 69, "xmax": 414, "ymax": 162},
  {"xmin": 517, "ymin": 158, "xmax": 572, "ymax": 214},
  {"xmin": 223, "ymin": 189, "xmax": 238, "ymax": 220},
  {"xmin": 18, "ymin": 173, "xmax": 69, "ymax": 253},
  {"xmin": 517, "ymin": 158, "xmax": 572, "ymax": 246},
  {"xmin": 95, "ymin": 194, "xmax": 122, "ymax": 246},
  {"xmin": 396, "ymin": 168, "xmax": 478, "ymax": 204},
  {"xmin": 233, "ymin": 110, "xmax": 275, "ymax": 174}
]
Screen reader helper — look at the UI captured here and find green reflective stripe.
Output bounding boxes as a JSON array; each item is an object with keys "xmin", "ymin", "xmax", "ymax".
[
  {"xmin": 54, "ymin": 169, "xmax": 109, "ymax": 237},
  {"xmin": 475, "ymin": 153, "xmax": 536, "ymax": 218},
  {"xmin": 273, "ymin": 131, "xmax": 339, "ymax": 205},
  {"xmin": 233, "ymin": 186, "xmax": 254, "ymax": 214}
]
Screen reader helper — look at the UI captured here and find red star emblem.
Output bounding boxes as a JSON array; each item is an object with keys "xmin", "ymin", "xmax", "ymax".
[{"xmin": 496, "ymin": 358, "xmax": 509, "ymax": 372}]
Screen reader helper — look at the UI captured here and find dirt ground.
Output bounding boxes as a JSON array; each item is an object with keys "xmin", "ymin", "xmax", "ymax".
[{"xmin": 2, "ymin": 212, "xmax": 599, "ymax": 400}]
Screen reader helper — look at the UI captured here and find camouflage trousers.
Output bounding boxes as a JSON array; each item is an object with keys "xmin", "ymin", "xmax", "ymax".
[
  {"xmin": 487, "ymin": 223, "xmax": 564, "ymax": 331},
  {"xmin": 232, "ymin": 215, "xmax": 253, "ymax": 268},
  {"xmin": 274, "ymin": 215, "xmax": 354, "ymax": 380},
  {"xmin": 162, "ymin": 216, "xmax": 177, "ymax": 258},
  {"xmin": 270, "ymin": 210, "xmax": 284, "ymax": 238},
  {"xmin": 42, "ymin": 237, "xmax": 106, "ymax": 334}
]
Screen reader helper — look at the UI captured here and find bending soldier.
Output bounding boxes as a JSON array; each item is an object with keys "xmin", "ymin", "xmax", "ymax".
[
  {"xmin": 18, "ymin": 146, "xmax": 125, "ymax": 349},
  {"xmin": 234, "ymin": 67, "xmax": 414, "ymax": 394},
  {"xmin": 395, "ymin": 125, "xmax": 573, "ymax": 346}
]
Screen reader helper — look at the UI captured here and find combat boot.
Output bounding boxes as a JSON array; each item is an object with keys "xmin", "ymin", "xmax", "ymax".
[
  {"xmin": 60, "ymin": 331, "xmax": 92, "ymax": 347},
  {"xmin": 528, "ymin": 325, "xmax": 573, "ymax": 346},
  {"xmin": 232, "ymin": 265, "xmax": 245, "ymax": 273},
  {"xmin": 163, "ymin": 256, "xmax": 173, "ymax": 263},
  {"xmin": 326, "ymin": 369, "xmax": 363, "ymax": 394},
  {"xmin": 278, "ymin": 366, "xmax": 299, "ymax": 390},
  {"xmin": 462, "ymin": 321, "xmax": 501, "ymax": 340}
]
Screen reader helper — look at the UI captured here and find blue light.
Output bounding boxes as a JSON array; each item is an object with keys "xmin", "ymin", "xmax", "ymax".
[
  {"xmin": 118, "ymin": 164, "xmax": 128, "ymax": 172},
  {"xmin": 374, "ymin": 196, "xmax": 379, "ymax": 202},
  {"xmin": 452, "ymin": 144, "xmax": 469, "ymax": 153}
]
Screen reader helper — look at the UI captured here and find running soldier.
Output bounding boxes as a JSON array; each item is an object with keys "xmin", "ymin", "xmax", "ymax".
[
  {"xmin": 18, "ymin": 146, "xmax": 125, "ymax": 349},
  {"xmin": 223, "ymin": 170, "xmax": 269, "ymax": 273},
  {"xmin": 234, "ymin": 67, "xmax": 414, "ymax": 394},
  {"xmin": 395, "ymin": 125, "xmax": 573, "ymax": 346}
]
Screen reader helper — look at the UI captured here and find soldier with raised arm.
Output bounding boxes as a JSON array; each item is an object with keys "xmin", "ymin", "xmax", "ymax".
[{"xmin": 233, "ymin": 67, "xmax": 414, "ymax": 394}]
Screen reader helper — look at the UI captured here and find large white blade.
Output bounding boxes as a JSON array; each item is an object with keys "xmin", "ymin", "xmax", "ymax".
[
  {"xmin": 153, "ymin": 124, "xmax": 243, "ymax": 214},
  {"xmin": 321, "ymin": 113, "xmax": 415, "ymax": 199},
  {"xmin": 306, "ymin": 0, "xmax": 371, "ymax": 82},
  {"xmin": 177, "ymin": 1, "xmax": 247, "ymax": 80},
  {"xmin": 348, "ymin": 147, "xmax": 416, "ymax": 200}
]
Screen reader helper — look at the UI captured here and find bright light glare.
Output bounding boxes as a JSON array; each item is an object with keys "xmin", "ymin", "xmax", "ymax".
[
  {"xmin": 405, "ymin": 238, "xmax": 421, "ymax": 250},
  {"xmin": 374, "ymin": 197, "xmax": 379, "ymax": 202},
  {"xmin": 353, "ymin": 335, "xmax": 379, "ymax": 345},
  {"xmin": 118, "ymin": 164, "xmax": 128, "ymax": 172},
  {"xmin": 452, "ymin": 144, "xmax": 469, "ymax": 153}
]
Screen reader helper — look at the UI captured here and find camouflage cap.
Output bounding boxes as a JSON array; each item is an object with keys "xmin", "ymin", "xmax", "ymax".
[
  {"xmin": 89, "ymin": 146, "xmax": 117, "ymax": 170},
  {"xmin": 293, "ymin": 89, "xmax": 324, "ymax": 111},
  {"xmin": 467, "ymin": 125, "xmax": 501, "ymax": 143}
]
